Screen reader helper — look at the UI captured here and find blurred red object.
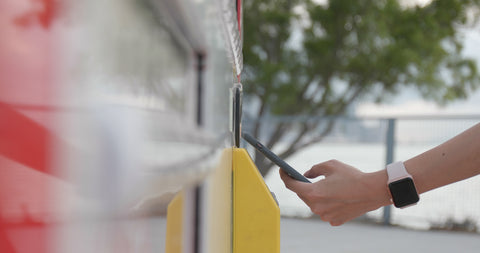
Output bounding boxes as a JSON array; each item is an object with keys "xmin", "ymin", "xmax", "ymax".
[{"xmin": 0, "ymin": 0, "xmax": 60, "ymax": 252}]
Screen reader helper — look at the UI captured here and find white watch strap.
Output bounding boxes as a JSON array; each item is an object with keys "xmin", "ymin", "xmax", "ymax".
[{"xmin": 386, "ymin": 161, "xmax": 411, "ymax": 183}]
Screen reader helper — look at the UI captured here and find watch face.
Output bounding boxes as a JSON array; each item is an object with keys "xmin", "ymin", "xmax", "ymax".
[{"xmin": 388, "ymin": 178, "xmax": 419, "ymax": 208}]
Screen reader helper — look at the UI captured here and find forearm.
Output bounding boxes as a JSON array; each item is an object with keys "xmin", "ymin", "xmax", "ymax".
[{"xmin": 405, "ymin": 123, "xmax": 480, "ymax": 194}]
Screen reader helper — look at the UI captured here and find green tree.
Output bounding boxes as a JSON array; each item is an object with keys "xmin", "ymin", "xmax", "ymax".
[{"xmin": 242, "ymin": 0, "xmax": 480, "ymax": 176}]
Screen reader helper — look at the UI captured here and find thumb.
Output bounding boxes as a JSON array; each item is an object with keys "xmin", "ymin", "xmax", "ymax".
[
  {"xmin": 304, "ymin": 160, "xmax": 337, "ymax": 178},
  {"xmin": 279, "ymin": 169, "xmax": 311, "ymax": 193}
]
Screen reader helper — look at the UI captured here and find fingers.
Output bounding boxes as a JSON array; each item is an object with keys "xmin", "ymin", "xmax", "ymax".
[
  {"xmin": 309, "ymin": 201, "xmax": 367, "ymax": 226},
  {"xmin": 279, "ymin": 169, "xmax": 311, "ymax": 194},
  {"xmin": 304, "ymin": 159, "xmax": 338, "ymax": 178},
  {"xmin": 320, "ymin": 202, "xmax": 373, "ymax": 226}
]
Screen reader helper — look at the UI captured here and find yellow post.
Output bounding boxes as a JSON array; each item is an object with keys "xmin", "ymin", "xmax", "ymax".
[
  {"xmin": 165, "ymin": 191, "xmax": 184, "ymax": 253},
  {"xmin": 232, "ymin": 148, "xmax": 280, "ymax": 253},
  {"xmin": 203, "ymin": 148, "xmax": 233, "ymax": 252},
  {"xmin": 165, "ymin": 148, "xmax": 233, "ymax": 253}
]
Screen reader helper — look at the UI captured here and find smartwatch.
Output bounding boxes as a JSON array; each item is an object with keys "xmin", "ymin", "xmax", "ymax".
[{"xmin": 386, "ymin": 161, "xmax": 419, "ymax": 208}]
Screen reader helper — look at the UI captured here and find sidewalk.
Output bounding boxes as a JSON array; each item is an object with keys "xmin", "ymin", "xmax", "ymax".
[{"xmin": 281, "ymin": 217, "xmax": 480, "ymax": 253}]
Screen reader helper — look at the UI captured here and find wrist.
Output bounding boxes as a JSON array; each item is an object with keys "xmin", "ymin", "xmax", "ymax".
[
  {"xmin": 386, "ymin": 161, "xmax": 420, "ymax": 208},
  {"xmin": 363, "ymin": 170, "xmax": 392, "ymax": 207}
]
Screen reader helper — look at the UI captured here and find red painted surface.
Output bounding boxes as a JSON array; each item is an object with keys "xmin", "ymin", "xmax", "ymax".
[
  {"xmin": 237, "ymin": 0, "xmax": 242, "ymax": 34},
  {"xmin": 0, "ymin": 0, "xmax": 59, "ymax": 252},
  {"xmin": 237, "ymin": 0, "xmax": 242, "ymax": 81},
  {"xmin": 0, "ymin": 102, "xmax": 51, "ymax": 175}
]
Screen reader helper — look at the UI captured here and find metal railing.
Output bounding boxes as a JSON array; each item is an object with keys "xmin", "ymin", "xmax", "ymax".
[{"xmin": 380, "ymin": 116, "xmax": 480, "ymax": 231}]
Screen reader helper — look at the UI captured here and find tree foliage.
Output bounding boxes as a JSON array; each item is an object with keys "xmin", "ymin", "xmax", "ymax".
[{"xmin": 242, "ymin": 0, "xmax": 480, "ymax": 176}]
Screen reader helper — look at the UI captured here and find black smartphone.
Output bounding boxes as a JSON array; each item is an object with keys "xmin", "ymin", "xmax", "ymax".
[{"xmin": 242, "ymin": 132, "xmax": 311, "ymax": 183}]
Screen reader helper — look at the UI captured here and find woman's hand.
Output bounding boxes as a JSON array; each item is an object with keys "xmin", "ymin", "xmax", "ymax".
[{"xmin": 279, "ymin": 159, "xmax": 391, "ymax": 226}]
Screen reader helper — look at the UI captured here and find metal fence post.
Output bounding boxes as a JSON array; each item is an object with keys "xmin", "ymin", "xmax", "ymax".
[{"xmin": 383, "ymin": 118, "xmax": 396, "ymax": 225}]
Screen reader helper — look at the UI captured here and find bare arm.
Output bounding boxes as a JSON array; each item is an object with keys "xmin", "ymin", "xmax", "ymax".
[
  {"xmin": 280, "ymin": 123, "xmax": 480, "ymax": 226},
  {"xmin": 405, "ymin": 122, "xmax": 480, "ymax": 194}
]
